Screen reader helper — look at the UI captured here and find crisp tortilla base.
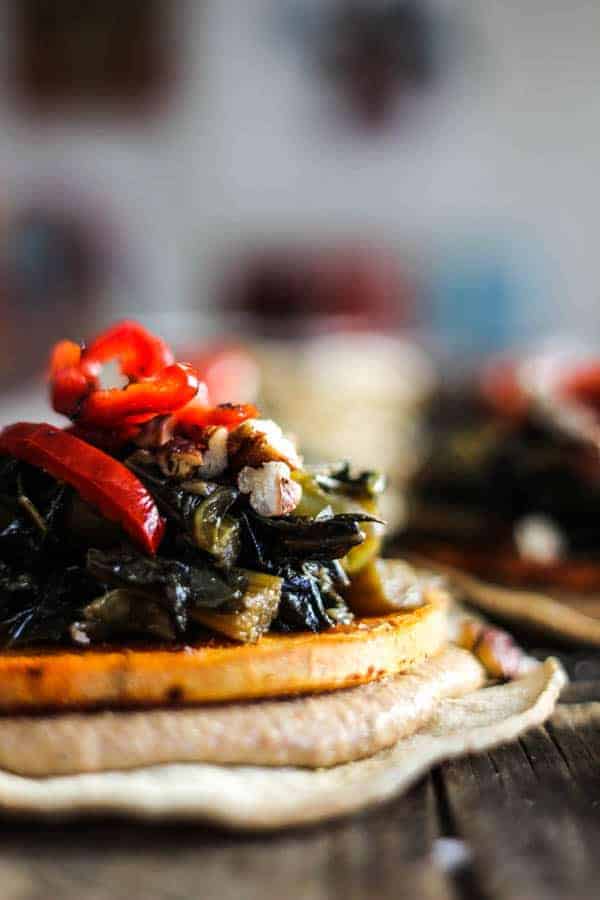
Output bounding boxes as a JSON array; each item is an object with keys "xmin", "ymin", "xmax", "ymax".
[{"xmin": 0, "ymin": 656, "xmax": 565, "ymax": 828}]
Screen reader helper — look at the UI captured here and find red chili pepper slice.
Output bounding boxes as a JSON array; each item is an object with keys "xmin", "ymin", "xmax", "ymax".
[
  {"xmin": 175, "ymin": 402, "xmax": 258, "ymax": 438},
  {"xmin": 0, "ymin": 423, "xmax": 165, "ymax": 555},
  {"xmin": 80, "ymin": 320, "xmax": 174, "ymax": 381},
  {"xmin": 78, "ymin": 362, "xmax": 201, "ymax": 427}
]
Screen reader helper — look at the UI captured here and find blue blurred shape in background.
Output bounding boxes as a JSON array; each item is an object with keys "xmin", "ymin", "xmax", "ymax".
[{"xmin": 426, "ymin": 235, "xmax": 546, "ymax": 358}]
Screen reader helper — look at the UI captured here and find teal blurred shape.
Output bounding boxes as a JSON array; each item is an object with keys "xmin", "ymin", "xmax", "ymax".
[{"xmin": 425, "ymin": 235, "xmax": 547, "ymax": 356}]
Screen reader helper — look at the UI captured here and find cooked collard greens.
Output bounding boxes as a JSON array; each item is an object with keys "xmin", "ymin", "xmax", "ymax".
[{"xmin": 0, "ymin": 434, "xmax": 383, "ymax": 647}]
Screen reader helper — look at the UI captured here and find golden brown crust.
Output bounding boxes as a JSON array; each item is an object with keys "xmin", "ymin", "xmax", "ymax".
[{"xmin": 0, "ymin": 594, "xmax": 448, "ymax": 713}]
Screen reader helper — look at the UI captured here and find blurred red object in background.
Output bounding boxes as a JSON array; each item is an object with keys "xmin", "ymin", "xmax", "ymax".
[
  {"xmin": 481, "ymin": 349, "xmax": 600, "ymax": 422},
  {"xmin": 480, "ymin": 357, "xmax": 528, "ymax": 419},
  {"xmin": 179, "ymin": 343, "xmax": 260, "ymax": 406},
  {"xmin": 224, "ymin": 244, "xmax": 413, "ymax": 338}
]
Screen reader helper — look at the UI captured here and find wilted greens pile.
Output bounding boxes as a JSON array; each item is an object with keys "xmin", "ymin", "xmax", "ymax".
[{"xmin": 0, "ymin": 451, "xmax": 383, "ymax": 648}]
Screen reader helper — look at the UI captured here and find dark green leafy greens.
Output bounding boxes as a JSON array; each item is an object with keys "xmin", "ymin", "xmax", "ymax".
[
  {"xmin": 0, "ymin": 457, "xmax": 69, "ymax": 570},
  {"xmin": 126, "ymin": 457, "xmax": 241, "ymax": 567},
  {"xmin": 272, "ymin": 560, "xmax": 351, "ymax": 633},
  {"xmin": 86, "ymin": 548, "xmax": 248, "ymax": 633},
  {"xmin": 0, "ymin": 457, "xmax": 101, "ymax": 646},
  {"xmin": 313, "ymin": 462, "xmax": 386, "ymax": 500},
  {"xmin": 191, "ymin": 488, "xmax": 241, "ymax": 567},
  {"xmin": 0, "ymin": 446, "xmax": 382, "ymax": 647},
  {"xmin": 72, "ymin": 589, "xmax": 177, "ymax": 645},
  {"xmin": 0, "ymin": 562, "xmax": 100, "ymax": 647},
  {"xmin": 244, "ymin": 511, "xmax": 380, "ymax": 563}
]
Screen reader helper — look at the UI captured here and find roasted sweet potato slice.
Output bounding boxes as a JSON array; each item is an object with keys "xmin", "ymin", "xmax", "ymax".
[{"xmin": 0, "ymin": 594, "xmax": 448, "ymax": 712}]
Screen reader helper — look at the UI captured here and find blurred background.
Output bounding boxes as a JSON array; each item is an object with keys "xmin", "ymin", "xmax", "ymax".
[{"xmin": 0, "ymin": 0, "xmax": 598, "ymax": 519}]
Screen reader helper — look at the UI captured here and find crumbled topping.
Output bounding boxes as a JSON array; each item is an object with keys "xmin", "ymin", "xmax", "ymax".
[
  {"xmin": 154, "ymin": 426, "xmax": 228, "ymax": 480},
  {"xmin": 157, "ymin": 438, "xmax": 205, "ymax": 480},
  {"xmin": 238, "ymin": 461, "xmax": 302, "ymax": 517},
  {"xmin": 228, "ymin": 419, "xmax": 301, "ymax": 471}
]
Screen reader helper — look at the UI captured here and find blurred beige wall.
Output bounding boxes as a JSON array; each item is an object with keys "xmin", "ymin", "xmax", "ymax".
[{"xmin": 0, "ymin": 0, "xmax": 598, "ymax": 343}]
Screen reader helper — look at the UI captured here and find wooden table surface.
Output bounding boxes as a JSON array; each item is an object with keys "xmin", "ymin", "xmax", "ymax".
[{"xmin": 0, "ymin": 646, "xmax": 598, "ymax": 900}]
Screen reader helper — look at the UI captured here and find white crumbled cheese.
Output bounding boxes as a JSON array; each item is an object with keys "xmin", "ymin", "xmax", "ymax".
[
  {"xmin": 228, "ymin": 418, "xmax": 302, "ymax": 470},
  {"xmin": 238, "ymin": 461, "xmax": 302, "ymax": 517},
  {"xmin": 248, "ymin": 419, "xmax": 301, "ymax": 468},
  {"xmin": 514, "ymin": 514, "xmax": 566, "ymax": 564},
  {"xmin": 197, "ymin": 426, "xmax": 228, "ymax": 479}
]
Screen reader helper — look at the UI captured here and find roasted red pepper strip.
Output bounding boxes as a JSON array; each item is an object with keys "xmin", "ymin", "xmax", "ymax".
[
  {"xmin": 49, "ymin": 340, "xmax": 83, "ymax": 373},
  {"xmin": 49, "ymin": 321, "xmax": 203, "ymax": 427},
  {"xmin": 80, "ymin": 320, "xmax": 174, "ymax": 381},
  {"xmin": 78, "ymin": 363, "xmax": 201, "ymax": 427},
  {"xmin": 0, "ymin": 423, "xmax": 165, "ymax": 555},
  {"xmin": 175, "ymin": 402, "xmax": 258, "ymax": 435},
  {"xmin": 51, "ymin": 367, "xmax": 91, "ymax": 419},
  {"xmin": 174, "ymin": 403, "xmax": 258, "ymax": 445},
  {"xmin": 49, "ymin": 340, "xmax": 90, "ymax": 419},
  {"xmin": 66, "ymin": 423, "xmax": 141, "ymax": 453}
]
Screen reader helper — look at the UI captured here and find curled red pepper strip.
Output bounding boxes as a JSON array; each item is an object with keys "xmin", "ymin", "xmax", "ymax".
[
  {"xmin": 49, "ymin": 322, "xmax": 203, "ymax": 428},
  {"xmin": 49, "ymin": 341, "xmax": 91, "ymax": 419},
  {"xmin": 49, "ymin": 340, "xmax": 83, "ymax": 373},
  {"xmin": 51, "ymin": 367, "xmax": 92, "ymax": 419},
  {"xmin": 175, "ymin": 402, "xmax": 258, "ymax": 438},
  {"xmin": 80, "ymin": 320, "xmax": 174, "ymax": 381},
  {"xmin": 0, "ymin": 423, "xmax": 165, "ymax": 555},
  {"xmin": 78, "ymin": 363, "xmax": 201, "ymax": 427}
]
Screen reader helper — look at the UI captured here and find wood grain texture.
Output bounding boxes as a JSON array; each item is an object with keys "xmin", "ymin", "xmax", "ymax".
[
  {"xmin": 438, "ymin": 704, "xmax": 600, "ymax": 900},
  {"xmin": 0, "ymin": 780, "xmax": 453, "ymax": 900},
  {"xmin": 0, "ymin": 701, "xmax": 597, "ymax": 899}
]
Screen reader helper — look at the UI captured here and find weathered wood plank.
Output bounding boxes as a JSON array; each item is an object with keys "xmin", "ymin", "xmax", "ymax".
[
  {"xmin": 317, "ymin": 777, "xmax": 454, "ymax": 900},
  {"xmin": 0, "ymin": 777, "xmax": 453, "ymax": 900},
  {"xmin": 560, "ymin": 682, "xmax": 600, "ymax": 703},
  {"xmin": 546, "ymin": 704, "xmax": 600, "ymax": 783},
  {"xmin": 438, "ymin": 725, "xmax": 600, "ymax": 900},
  {"xmin": 519, "ymin": 726, "xmax": 573, "ymax": 783}
]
